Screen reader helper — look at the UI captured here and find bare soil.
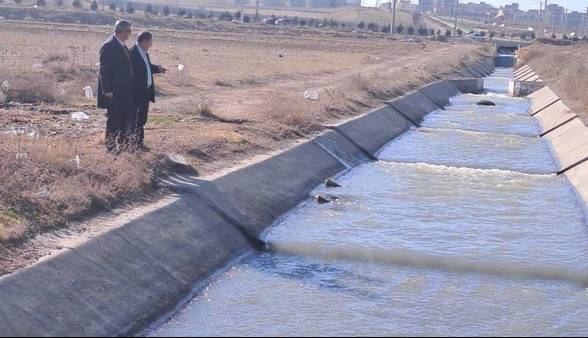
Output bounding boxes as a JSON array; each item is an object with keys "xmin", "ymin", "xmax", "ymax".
[
  {"xmin": 518, "ymin": 42, "xmax": 588, "ymax": 123},
  {"xmin": 0, "ymin": 16, "xmax": 491, "ymax": 276}
]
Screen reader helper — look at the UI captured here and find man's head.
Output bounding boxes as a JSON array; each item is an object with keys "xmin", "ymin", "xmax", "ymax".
[
  {"xmin": 114, "ymin": 20, "xmax": 132, "ymax": 42},
  {"xmin": 137, "ymin": 31, "xmax": 153, "ymax": 51}
]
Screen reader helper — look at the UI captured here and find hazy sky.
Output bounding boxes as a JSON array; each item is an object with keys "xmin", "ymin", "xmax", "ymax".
[{"xmin": 363, "ymin": 1, "xmax": 587, "ymax": 12}]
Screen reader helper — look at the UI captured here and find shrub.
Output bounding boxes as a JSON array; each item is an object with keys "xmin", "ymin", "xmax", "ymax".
[
  {"xmin": 163, "ymin": 6, "xmax": 170, "ymax": 16},
  {"xmin": 126, "ymin": 2, "xmax": 135, "ymax": 14},
  {"xmin": 90, "ymin": 0, "xmax": 97, "ymax": 11},
  {"xmin": 367, "ymin": 22, "xmax": 378, "ymax": 32},
  {"xmin": 36, "ymin": 0, "xmax": 46, "ymax": 6},
  {"xmin": 357, "ymin": 21, "xmax": 365, "ymax": 29},
  {"xmin": 3, "ymin": 74, "xmax": 59, "ymax": 104},
  {"xmin": 144, "ymin": 4, "xmax": 153, "ymax": 14},
  {"xmin": 396, "ymin": 24, "xmax": 404, "ymax": 34},
  {"xmin": 109, "ymin": 1, "xmax": 115, "ymax": 11},
  {"xmin": 407, "ymin": 25, "xmax": 415, "ymax": 35},
  {"xmin": 219, "ymin": 11, "xmax": 233, "ymax": 21},
  {"xmin": 72, "ymin": 0, "xmax": 82, "ymax": 8},
  {"xmin": 445, "ymin": 29, "xmax": 452, "ymax": 37}
]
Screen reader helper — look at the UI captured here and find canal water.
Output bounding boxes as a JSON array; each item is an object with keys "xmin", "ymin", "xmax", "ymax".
[{"xmin": 150, "ymin": 69, "xmax": 588, "ymax": 337}]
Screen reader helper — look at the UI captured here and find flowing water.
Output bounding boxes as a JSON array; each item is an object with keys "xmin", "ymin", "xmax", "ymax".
[{"xmin": 150, "ymin": 69, "xmax": 588, "ymax": 337}]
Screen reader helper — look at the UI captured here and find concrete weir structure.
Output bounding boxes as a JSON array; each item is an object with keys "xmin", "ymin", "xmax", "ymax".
[
  {"xmin": 525, "ymin": 83, "xmax": 588, "ymax": 212},
  {"xmin": 0, "ymin": 63, "xmax": 492, "ymax": 337}
]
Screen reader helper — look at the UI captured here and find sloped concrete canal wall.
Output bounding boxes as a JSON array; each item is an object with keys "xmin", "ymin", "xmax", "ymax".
[{"xmin": 0, "ymin": 62, "xmax": 492, "ymax": 337}]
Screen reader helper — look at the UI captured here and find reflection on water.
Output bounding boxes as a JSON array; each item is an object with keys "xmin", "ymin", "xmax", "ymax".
[{"xmin": 151, "ymin": 68, "xmax": 588, "ymax": 337}]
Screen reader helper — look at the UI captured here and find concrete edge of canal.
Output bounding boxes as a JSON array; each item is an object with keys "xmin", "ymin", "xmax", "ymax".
[
  {"xmin": 0, "ymin": 60, "xmax": 493, "ymax": 337},
  {"xmin": 523, "ymin": 75, "xmax": 588, "ymax": 215}
]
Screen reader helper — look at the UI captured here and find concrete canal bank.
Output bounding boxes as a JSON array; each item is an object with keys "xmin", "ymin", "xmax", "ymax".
[{"xmin": 0, "ymin": 59, "xmax": 494, "ymax": 337}]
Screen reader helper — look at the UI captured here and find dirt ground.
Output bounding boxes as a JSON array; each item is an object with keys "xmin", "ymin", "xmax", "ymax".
[
  {"xmin": 0, "ymin": 16, "xmax": 491, "ymax": 275},
  {"xmin": 518, "ymin": 42, "xmax": 588, "ymax": 123}
]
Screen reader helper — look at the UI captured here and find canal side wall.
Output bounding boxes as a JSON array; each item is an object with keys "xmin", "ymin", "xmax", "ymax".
[
  {"xmin": 525, "ymin": 81, "xmax": 588, "ymax": 213},
  {"xmin": 0, "ymin": 62, "xmax": 491, "ymax": 337}
]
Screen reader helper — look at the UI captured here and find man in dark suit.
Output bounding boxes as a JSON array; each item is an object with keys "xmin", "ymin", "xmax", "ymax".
[
  {"xmin": 97, "ymin": 20, "xmax": 135, "ymax": 153},
  {"xmin": 129, "ymin": 31, "xmax": 167, "ymax": 151}
]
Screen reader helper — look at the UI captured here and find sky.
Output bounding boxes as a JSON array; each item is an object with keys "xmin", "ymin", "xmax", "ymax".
[{"xmin": 363, "ymin": 1, "xmax": 587, "ymax": 12}]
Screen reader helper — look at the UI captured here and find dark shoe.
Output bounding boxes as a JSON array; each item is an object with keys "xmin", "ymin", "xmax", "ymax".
[{"xmin": 137, "ymin": 144, "xmax": 151, "ymax": 152}]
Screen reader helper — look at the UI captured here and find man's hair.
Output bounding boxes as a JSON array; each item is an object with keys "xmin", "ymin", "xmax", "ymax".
[
  {"xmin": 137, "ymin": 31, "xmax": 153, "ymax": 43},
  {"xmin": 114, "ymin": 20, "xmax": 131, "ymax": 33}
]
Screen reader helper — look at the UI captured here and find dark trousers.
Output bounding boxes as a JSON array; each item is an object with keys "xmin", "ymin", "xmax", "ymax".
[
  {"xmin": 133, "ymin": 100, "xmax": 150, "ymax": 146},
  {"xmin": 105, "ymin": 104, "xmax": 135, "ymax": 152}
]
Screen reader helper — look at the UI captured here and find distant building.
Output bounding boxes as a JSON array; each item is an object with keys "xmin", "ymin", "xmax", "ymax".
[
  {"xmin": 461, "ymin": 1, "xmax": 496, "ymax": 20},
  {"xmin": 417, "ymin": 0, "xmax": 435, "ymax": 13},
  {"xmin": 232, "ymin": 0, "xmax": 359, "ymax": 8}
]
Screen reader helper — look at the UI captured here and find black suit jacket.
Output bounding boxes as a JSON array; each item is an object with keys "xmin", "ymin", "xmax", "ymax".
[
  {"xmin": 129, "ymin": 45, "xmax": 162, "ymax": 105},
  {"xmin": 97, "ymin": 36, "xmax": 134, "ymax": 111}
]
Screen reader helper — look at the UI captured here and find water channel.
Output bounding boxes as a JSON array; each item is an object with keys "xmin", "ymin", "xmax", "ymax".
[{"xmin": 150, "ymin": 68, "xmax": 588, "ymax": 337}]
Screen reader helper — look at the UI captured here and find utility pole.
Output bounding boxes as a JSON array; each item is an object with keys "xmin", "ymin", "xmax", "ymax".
[
  {"xmin": 537, "ymin": 1, "xmax": 543, "ymax": 37},
  {"xmin": 454, "ymin": 0, "xmax": 459, "ymax": 36},
  {"xmin": 255, "ymin": 0, "xmax": 260, "ymax": 21},
  {"xmin": 562, "ymin": 8, "xmax": 567, "ymax": 36},
  {"xmin": 542, "ymin": 0, "xmax": 548, "ymax": 38},
  {"xmin": 390, "ymin": 0, "xmax": 397, "ymax": 37},
  {"xmin": 582, "ymin": 8, "xmax": 588, "ymax": 38}
]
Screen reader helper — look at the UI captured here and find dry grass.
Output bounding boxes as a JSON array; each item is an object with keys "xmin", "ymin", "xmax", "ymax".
[
  {"xmin": 0, "ymin": 18, "xmax": 491, "ymax": 251},
  {"xmin": 519, "ymin": 42, "xmax": 588, "ymax": 122},
  {"xmin": 0, "ymin": 133, "xmax": 161, "ymax": 243}
]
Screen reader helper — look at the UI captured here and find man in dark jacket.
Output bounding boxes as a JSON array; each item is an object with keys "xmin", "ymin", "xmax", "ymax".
[
  {"xmin": 129, "ymin": 31, "xmax": 167, "ymax": 151},
  {"xmin": 97, "ymin": 20, "xmax": 134, "ymax": 153}
]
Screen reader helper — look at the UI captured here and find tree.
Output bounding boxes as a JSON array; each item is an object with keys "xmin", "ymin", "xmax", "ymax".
[
  {"xmin": 177, "ymin": 8, "xmax": 187, "ymax": 17},
  {"xmin": 235, "ymin": 10, "xmax": 242, "ymax": 21},
  {"xmin": 436, "ymin": 29, "xmax": 441, "ymax": 35},
  {"xmin": 126, "ymin": 2, "xmax": 135, "ymax": 14},
  {"xmin": 357, "ymin": 21, "xmax": 365, "ymax": 30},
  {"xmin": 219, "ymin": 11, "xmax": 233, "ymax": 21},
  {"xmin": 396, "ymin": 24, "xmax": 404, "ymax": 34},
  {"xmin": 445, "ymin": 29, "xmax": 452, "ymax": 37},
  {"xmin": 207, "ymin": 10, "xmax": 214, "ymax": 19},
  {"xmin": 56, "ymin": 0, "xmax": 64, "ymax": 6},
  {"xmin": 300, "ymin": 19, "xmax": 307, "ymax": 26},
  {"xmin": 243, "ymin": 15, "xmax": 251, "ymax": 23},
  {"xmin": 144, "ymin": 4, "xmax": 153, "ymax": 14},
  {"xmin": 36, "ymin": 0, "xmax": 46, "ymax": 6},
  {"xmin": 407, "ymin": 25, "xmax": 415, "ymax": 35},
  {"xmin": 72, "ymin": 0, "xmax": 82, "ymax": 8},
  {"xmin": 417, "ymin": 26, "xmax": 427, "ymax": 36},
  {"xmin": 109, "ymin": 1, "xmax": 115, "ymax": 11},
  {"xmin": 90, "ymin": 0, "xmax": 97, "ymax": 11},
  {"xmin": 14, "ymin": 0, "xmax": 23, "ymax": 4},
  {"xmin": 367, "ymin": 22, "xmax": 378, "ymax": 32},
  {"xmin": 163, "ymin": 5, "xmax": 170, "ymax": 16},
  {"xmin": 489, "ymin": 31, "xmax": 496, "ymax": 39},
  {"xmin": 381, "ymin": 25, "xmax": 390, "ymax": 33},
  {"xmin": 457, "ymin": 28, "xmax": 463, "ymax": 37}
]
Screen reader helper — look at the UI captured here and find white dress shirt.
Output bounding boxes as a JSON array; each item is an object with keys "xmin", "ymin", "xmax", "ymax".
[{"xmin": 136, "ymin": 43, "xmax": 152, "ymax": 88}]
